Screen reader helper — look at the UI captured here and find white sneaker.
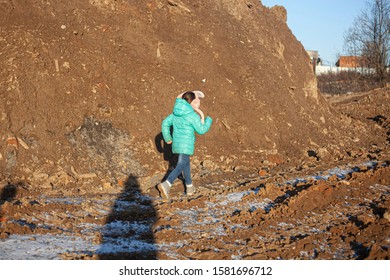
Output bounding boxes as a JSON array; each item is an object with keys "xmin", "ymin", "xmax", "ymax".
[
  {"xmin": 186, "ymin": 184, "xmax": 195, "ymax": 196},
  {"xmin": 158, "ymin": 181, "xmax": 171, "ymax": 199}
]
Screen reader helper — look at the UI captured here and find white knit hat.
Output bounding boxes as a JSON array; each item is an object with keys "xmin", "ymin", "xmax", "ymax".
[{"xmin": 192, "ymin": 90, "xmax": 205, "ymax": 98}]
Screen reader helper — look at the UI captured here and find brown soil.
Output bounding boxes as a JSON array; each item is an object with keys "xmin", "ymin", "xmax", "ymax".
[{"xmin": 0, "ymin": 0, "xmax": 389, "ymax": 259}]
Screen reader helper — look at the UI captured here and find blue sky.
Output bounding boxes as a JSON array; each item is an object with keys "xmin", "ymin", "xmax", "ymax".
[{"xmin": 261, "ymin": 0, "xmax": 368, "ymax": 65}]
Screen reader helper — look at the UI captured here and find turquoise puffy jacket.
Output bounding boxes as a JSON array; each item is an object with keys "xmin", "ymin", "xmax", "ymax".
[{"xmin": 162, "ymin": 98, "xmax": 212, "ymax": 155}]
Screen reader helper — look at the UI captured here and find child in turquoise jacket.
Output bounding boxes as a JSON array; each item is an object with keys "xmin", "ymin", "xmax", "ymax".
[{"xmin": 158, "ymin": 91, "xmax": 212, "ymax": 199}]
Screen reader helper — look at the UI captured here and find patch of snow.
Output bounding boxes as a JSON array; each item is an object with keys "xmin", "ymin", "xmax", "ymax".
[
  {"xmin": 96, "ymin": 237, "xmax": 156, "ymax": 254},
  {"xmin": 0, "ymin": 234, "xmax": 97, "ymax": 260}
]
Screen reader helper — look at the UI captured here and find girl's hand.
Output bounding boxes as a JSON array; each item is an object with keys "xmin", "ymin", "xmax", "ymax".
[
  {"xmin": 166, "ymin": 141, "xmax": 172, "ymax": 144},
  {"xmin": 194, "ymin": 108, "xmax": 205, "ymax": 124},
  {"xmin": 191, "ymin": 98, "xmax": 200, "ymax": 109}
]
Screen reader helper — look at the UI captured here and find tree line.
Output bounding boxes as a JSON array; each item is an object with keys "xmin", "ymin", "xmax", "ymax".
[{"xmin": 344, "ymin": 0, "xmax": 390, "ymax": 83}]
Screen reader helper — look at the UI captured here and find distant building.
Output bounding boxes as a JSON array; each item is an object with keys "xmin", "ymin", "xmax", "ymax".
[
  {"xmin": 306, "ymin": 50, "xmax": 322, "ymax": 74},
  {"xmin": 336, "ymin": 56, "xmax": 368, "ymax": 68},
  {"xmin": 307, "ymin": 50, "xmax": 322, "ymax": 65},
  {"xmin": 305, "ymin": 52, "xmax": 373, "ymax": 75}
]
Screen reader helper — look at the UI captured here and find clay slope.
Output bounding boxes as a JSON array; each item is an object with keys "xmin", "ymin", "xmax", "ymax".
[{"xmin": 0, "ymin": 0, "xmax": 374, "ymax": 186}]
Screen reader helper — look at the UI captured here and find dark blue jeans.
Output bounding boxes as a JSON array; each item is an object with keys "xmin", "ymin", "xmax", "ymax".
[{"xmin": 166, "ymin": 154, "xmax": 192, "ymax": 186}]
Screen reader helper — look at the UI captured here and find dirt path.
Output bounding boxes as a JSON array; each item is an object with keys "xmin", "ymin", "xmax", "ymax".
[{"xmin": 1, "ymin": 160, "xmax": 389, "ymax": 260}]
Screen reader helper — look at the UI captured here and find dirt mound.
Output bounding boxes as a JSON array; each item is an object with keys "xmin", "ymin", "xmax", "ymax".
[
  {"xmin": 327, "ymin": 87, "xmax": 390, "ymax": 147},
  {"xmin": 1, "ymin": 1, "xmax": 389, "ymax": 260},
  {"xmin": 0, "ymin": 0, "xmax": 377, "ymax": 188}
]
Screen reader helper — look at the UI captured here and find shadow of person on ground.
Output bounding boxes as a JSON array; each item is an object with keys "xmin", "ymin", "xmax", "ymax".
[{"xmin": 97, "ymin": 175, "xmax": 157, "ymax": 259}]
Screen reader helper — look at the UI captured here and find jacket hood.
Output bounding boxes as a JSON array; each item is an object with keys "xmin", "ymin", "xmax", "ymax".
[{"xmin": 173, "ymin": 98, "xmax": 194, "ymax": 117}]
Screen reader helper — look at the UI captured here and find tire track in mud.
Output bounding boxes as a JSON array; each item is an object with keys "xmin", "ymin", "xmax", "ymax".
[
  {"xmin": 153, "ymin": 161, "xmax": 390, "ymax": 259},
  {"xmin": 0, "ymin": 161, "xmax": 389, "ymax": 259}
]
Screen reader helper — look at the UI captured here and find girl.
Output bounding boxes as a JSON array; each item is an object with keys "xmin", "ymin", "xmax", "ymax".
[{"xmin": 158, "ymin": 91, "xmax": 212, "ymax": 199}]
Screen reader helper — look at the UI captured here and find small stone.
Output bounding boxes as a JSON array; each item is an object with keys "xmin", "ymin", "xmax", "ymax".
[
  {"xmin": 0, "ymin": 232, "xmax": 9, "ymax": 239},
  {"xmin": 6, "ymin": 137, "xmax": 19, "ymax": 149},
  {"xmin": 258, "ymin": 169, "xmax": 268, "ymax": 177},
  {"xmin": 117, "ymin": 178, "xmax": 126, "ymax": 187}
]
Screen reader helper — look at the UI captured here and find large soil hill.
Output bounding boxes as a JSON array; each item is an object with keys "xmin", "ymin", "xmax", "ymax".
[
  {"xmin": 1, "ymin": 0, "xmax": 389, "ymax": 260},
  {"xmin": 0, "ymin": 0, "xmax": 381, "ymax": 189}
]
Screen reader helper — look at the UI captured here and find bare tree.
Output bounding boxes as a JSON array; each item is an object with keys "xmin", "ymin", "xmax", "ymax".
[{"xmin": 344, "ymin": 0, "xmax": 390, "ymax": 82}]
